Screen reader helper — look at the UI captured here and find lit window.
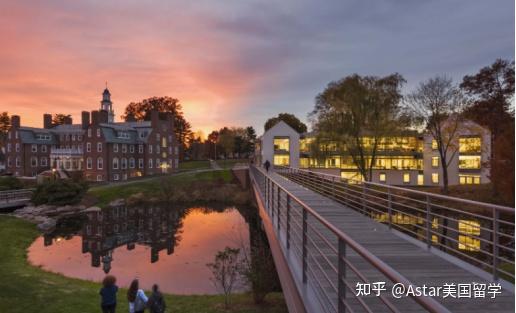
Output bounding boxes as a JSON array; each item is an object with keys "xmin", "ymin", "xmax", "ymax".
[
  {"xmin": 403, "ymin": 172, "xmax": 410, "ymax": 184},
  {"xmin": 431, "ymin": 156, "xmax": 439, "ymax": 168},
  {"xmin": 273, "ymin": 155, "xmax": 290, "ymax": 166},
  {"xmin": 341, "ymin": 171, "xmax": 364, "ymax": 184},
  {"xmin": 379, "ymin": 173, "xmax": 386, "ymax": 182},
  {"xmin": 459, "ymin": 156, "xmax": 481, "ymax": 169},
  {"xmin": 431, "ymin": 139, "xmax": 438, "ymax": 150},
  {"xmin": 458, "ymin": 220, "xmax": 480, "ymax": 251},
  {"xmin": 459, "ymin": 137, "xmax": 481, "ymax": 154},
  {"xmin": 432, "ymin": 173, "xmax": 439, "ymax": 184},
  {"xmin": 417, "ymin": 174, "xmax": 424, "ymax": 186},
  {"xmin": 273, "ymin": 137, "xmax": 290, "ymax": 152},
  {"xmin": 459, "ymin": 175, "xmax": 480, "ymax": 185}
]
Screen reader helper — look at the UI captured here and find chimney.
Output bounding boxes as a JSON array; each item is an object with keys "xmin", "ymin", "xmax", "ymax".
[
  {"xmin": 43, "ymin": 114, "xmax": 52, "ymax": 129},
  {"xmin": 64, "ymin": 116, "xmax": 73, "ymax": 125},
  {"xmin": 11, "ymin": 115, "xmax": 20, "ymax": 128},
  {"xmin": 81, "ymin": 111, "xmax": 90, "ymax": 129},
  {"xmin": 91, "ymin": 110, "xmax": 100, "ymax": 125},
  {"xmin": 150, "ymin": 109, "xmax": 159, "ymax": 127},
  {"xmin": 99, "ymin": 110, "xmax": 109, "ymax": 124},
  {"xmin": 166, "ymin": 112, "xmax": 174, "ymax": 129}
]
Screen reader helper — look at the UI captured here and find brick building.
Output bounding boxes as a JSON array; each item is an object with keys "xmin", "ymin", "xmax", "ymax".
[{"xmin": 4, "ymin": 88, "xmax": 179, "ymax": 181}]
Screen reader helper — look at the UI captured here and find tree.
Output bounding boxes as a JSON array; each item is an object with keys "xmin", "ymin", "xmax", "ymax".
[
  {"xmin": 206, "ymin": 247, "xmax": 242, "ymax": 309},
  {"xmin": 244, "ymin": 126, "xmax": 257, "ymax": 155},
  {"xmin": 218, "ymin": 127, "xmax": 235, "ymax": 160},
  {"xmin": 0, "ymin": 111, "xmax": 10, "ymax": 147},
  {"xmin": 405, "ymin": 76, "xmax": 468, "ymax": 193},
  {"xmin": 460, "ymin": 59, "xmax": 515, "ymax": 199},
  {"xmin": 52, "ymin": 114, "xmax": 71, "ymax": 126},
  {"xmin": 122, "ymin": 97, "xmax": 193, "ymax": 159},
  {"xmin": 460, "ymin": 59, "xmax": 514, "ymax": 142},
  {"xmin": 264, "ymin": 113, "xmax": 307, "ymax": 133},
  {"xmin": 311, "ymin": 73, "xmax": 406, "ymax": 182}
]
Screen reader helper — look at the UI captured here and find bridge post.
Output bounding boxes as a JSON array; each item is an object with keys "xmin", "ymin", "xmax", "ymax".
[
  {"xmin": 277, "ymin": 187, "xmax": 281, "ymax": 231},
  {"xmin": 286, "ymin": 194, "xmax": 291, "ymax": 249},
  {"xmin": 387, "ymin": 186, "xmax": 392, "ymax": 230},
  {"xmin": 492, "ymin": 208, "xmax": 499, "ymax": 281},
  {"xmin": 302, "ymin": 207, "xmax": 308, "ymax": 283},
  {"xmin": 426, "ymin": 195, "xmax": 431, "ymax": 249},
  {"xmin": 338, "ymin": 238, "xmax": 346, "ymax": 313},
  {"xmin": 271, "ymin": 182, "xmax": 275, "ymax": 220}
]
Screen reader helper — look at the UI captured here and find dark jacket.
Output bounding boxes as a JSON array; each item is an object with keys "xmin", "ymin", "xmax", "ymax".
[
  {"xmin": 100, "ymin": 285, "xmax": 118, "ymax": 306},
  {"xmin": 147, "ymin": 291, "xmax": 166, "ymax": 313}
]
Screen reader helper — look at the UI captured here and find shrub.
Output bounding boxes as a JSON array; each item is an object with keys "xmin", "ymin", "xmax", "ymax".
[
  {"xmin": 32, "ymin": 180, "xmax": 89, "ymax": 206},
  {"xmin": 0, "ymin": 176, "xmax": 23, "ymax": 191}
]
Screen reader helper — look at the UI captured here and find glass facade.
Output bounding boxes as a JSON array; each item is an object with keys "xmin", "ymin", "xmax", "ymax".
[
  {"xmin": 273, "ymin": 137, "xmax": 290, "ymax": 152},
  {"xmin": 273, "ymin": 155, "xmax": 290, "ymax": 166},
  {"xmin": 458, "ymin": 220, "xmax": 481, "ymax": 251}
]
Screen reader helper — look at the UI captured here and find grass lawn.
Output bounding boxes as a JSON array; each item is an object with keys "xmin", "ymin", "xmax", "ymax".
[
  {"xmin": 0, "ymin": 215, "xmax": 288, "ymax": 313},
  {"xmin": 179, "ymin": 160, "xmax": 211, "ymax": 171},
  {"xmin": 88, "ymin": 169, "xmax": 233, "ymax": 207},
  {"xmin": 216, "ymin": 159, "xmax": 250, "ymax": 169}
]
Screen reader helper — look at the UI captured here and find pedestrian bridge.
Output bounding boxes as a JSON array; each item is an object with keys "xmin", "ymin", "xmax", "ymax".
[
  {"xmin": 0, "ymin": 189, "xmax": 34, "ymax": 210},
  {"xmin": 248, "ymin": 165, "xmax": 515, "ymax": 313}
]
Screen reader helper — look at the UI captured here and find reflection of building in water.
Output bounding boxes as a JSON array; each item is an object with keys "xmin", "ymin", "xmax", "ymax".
[{"xmin": 81, "ymin": 205, "xmax": 184, "ymax": 273}]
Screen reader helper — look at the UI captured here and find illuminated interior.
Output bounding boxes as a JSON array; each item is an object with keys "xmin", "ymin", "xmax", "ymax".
[
  {"xmin": 458, "ymin": 220, "xmax": 481, "ymax": 251},
  {"xmin": 273, "ymin": 155, "xmax": 290, "ymax": 166},
  {"xmin": 458, "ymin": 155, "xmax": 481, "ymax": 169},
  {"xmin": 459, "ymin": 174, "xmax": 481, "ymax": 185},
  {"xmin": 431, "ymin": 156, "xmax": 439, "ymax": 167},
  {"xmin": 273, "ymin": 137, "xmax": 290, "ymax": 152},
  {"xmin": 432, "ymin": 173, "xmax": 439, "ymax": 184},
  {"xmin": 340, "ymin": 171, "xmax": 364, "ymax": 183},
  {"xmin": 459, "ymin": 137, "xmax": 481, "ymax": 154}
]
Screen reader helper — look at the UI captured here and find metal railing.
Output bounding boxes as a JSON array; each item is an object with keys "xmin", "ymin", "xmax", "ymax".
[
  {"xmin": 276, "ymin": 167, "xmax": 515, "ymax": 283},
  {"xmin": 0, "ymin": 189, "xmax": 34, "ymax": 203},
  {"xmin": 249, "ymin": 165, "xmax": 451, "ymax": 313}
]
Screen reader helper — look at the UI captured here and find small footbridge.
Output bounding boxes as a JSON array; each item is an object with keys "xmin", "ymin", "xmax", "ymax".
[
  {"xmin": 248, "ymin": 165, "xmax": 514, "ymax": 313},
  {"xmin": 0, "ymin": 189, "xmax": 34, "ymax": 210}
]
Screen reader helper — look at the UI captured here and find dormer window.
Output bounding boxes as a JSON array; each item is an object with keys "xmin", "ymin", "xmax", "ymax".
[
  {"xmin": 36, "ymin": 134, "xmax": 51, "ymax": 140},
  {"xmin": 117, "ymin": 131, "xmax": 130, "ymax": 139}
]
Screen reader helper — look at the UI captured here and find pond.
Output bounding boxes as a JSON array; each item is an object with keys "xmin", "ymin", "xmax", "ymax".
[{"xmin": 28, "ymin": 205, "xmax": 250, "ymax": 294}]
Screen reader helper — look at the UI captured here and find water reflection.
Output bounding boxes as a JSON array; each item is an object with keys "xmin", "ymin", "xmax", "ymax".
[{"xmin": 29, "ymin": 205, "xmax": 250, "ymax": 294}]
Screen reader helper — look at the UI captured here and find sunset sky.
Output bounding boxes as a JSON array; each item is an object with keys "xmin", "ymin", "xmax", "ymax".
[{"xmin": 0, "ymin": 0, "xmax": 513, "ymax": 135}]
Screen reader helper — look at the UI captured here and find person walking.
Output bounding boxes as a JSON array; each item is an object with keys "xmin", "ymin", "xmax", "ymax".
[
  {"xmin": 127, "ymin": 279, "xmax": 148, "ymax": 313},
  {"xmin": 147, "ymin": 284, "xmax": 166, "ymax": 313},
  {"xmin": 264, "ymin": 160, "xmax": 270, "ymax": 172},
  {"xmin": 100, "ymin": 275, "xmax": 118, "ymax": 313}
]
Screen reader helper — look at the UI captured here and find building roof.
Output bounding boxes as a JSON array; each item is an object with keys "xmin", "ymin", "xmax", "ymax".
[
  {"xmin": 18, "ymin": 128, "xmax": 58, "ymax": 144},
  {"xmin": 52, "ymin": 124, "xmax": 85, "ymax": 133}
]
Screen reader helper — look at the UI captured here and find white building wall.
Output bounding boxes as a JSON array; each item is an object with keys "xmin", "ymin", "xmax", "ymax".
[
  {"xmin": 422, "ymin": 120, "xmax": 491, "ymax": 186},
  {"xmin": 260, "ymin": 121, "xmax": 300, "ymax": 168}
]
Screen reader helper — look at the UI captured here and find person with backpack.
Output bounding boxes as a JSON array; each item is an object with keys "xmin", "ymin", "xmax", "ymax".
[
  {"xmin": 147, "ymin": 284, "xmax": 166, "ymax": 313},
  {"xmin": 99, "ymin": 275, "xmax": 118, "ymax": 313},
  {"xmin": 127, "ymin": 279, "xmax": 148, "ymax": 313}
]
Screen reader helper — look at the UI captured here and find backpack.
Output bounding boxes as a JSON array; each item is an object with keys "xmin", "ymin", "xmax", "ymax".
[
  {"xmin": 134, "ymin": 291, "xmax": 146, "ymax": 312},
  {"xmin": 148, "ymin": 293, "xmax": 165, "ymax": 313}
]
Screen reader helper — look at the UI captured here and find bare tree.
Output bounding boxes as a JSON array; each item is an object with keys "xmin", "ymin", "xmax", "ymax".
[
  {"xmin": 405, "ymin": 76, "xmax": 468, "ymax": 193},
  {"xmin": 206, "ymin": 247, "xmax": 241, "ymax": 309}
]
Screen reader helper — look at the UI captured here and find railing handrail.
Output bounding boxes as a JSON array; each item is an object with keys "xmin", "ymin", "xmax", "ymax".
[
  {"xmin": 250, "ymin": 165, "xmax": 451, "ymax": 313},
  {"xmin": 282, "ymin": 166, "xmax": 514, "ymax": 213},
  {"xmin": 0, "ymin": 188, "xmax": 35, "ymax": 196}
]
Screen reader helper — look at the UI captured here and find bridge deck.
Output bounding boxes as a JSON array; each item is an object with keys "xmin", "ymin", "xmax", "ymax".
[{"xmin": 255, "ymin": 169, "xmax": 514, "ymax": 313}]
